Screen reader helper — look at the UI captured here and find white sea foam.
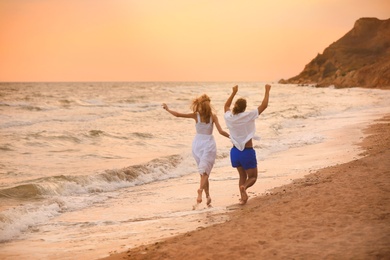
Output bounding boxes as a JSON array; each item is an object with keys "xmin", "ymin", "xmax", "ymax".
[{"xmin": 0, "ymin": 153, "xmax": 197, "ymax": 242}]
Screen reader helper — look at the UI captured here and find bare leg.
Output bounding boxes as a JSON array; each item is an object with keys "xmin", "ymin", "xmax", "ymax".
[
  {"xmin": 237, "ymin": 167, "xmax": 258, "ymax": 205},
  {"xmin": 203, "ymin": 176, "xmax": 210, "ymax": 197},
  {"xmin": 236, "ymin": 167, "xmax": 247, "ymax": 203},
  {"xmin": 203, "ymin": 177, "xmax": 212, "ymax": 205},
  {"xmin": 239, "ymin": 185, "xmax": 248, "ymax": 204},
  {"xmin": 197, "ymin": 188, "xmax": 202, "ymax": 204},
  {"xmin": 244, "ymin": 167, "xmax": 258, "ymax": 190},
  {"xmin": 197, "ymin": 173, "xmax": 209, "ymax": 204}
]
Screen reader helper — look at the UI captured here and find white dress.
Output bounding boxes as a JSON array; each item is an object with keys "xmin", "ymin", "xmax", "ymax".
[{"xmin": 192, "ymin": 113, "xmax": 217, "ymax": 175}]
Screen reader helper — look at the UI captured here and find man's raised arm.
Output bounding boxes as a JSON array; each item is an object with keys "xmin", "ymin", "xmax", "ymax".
[{"xmin": 257, "ymin": 84, "xmax": 271, "ymax": 115}]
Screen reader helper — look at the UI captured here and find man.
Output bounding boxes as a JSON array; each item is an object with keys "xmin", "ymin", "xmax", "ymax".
[{"xmin": 224, "ymin": 84, "xmax": 271, "ymax": 204}]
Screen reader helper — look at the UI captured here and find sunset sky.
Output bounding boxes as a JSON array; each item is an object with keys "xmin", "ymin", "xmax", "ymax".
[{"xmin": 0, "ymin": 0, "xmax": 389, "ymax": 82}]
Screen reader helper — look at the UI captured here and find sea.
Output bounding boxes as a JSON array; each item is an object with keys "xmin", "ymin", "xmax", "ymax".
[{"xmin": 1, "ymin": 82, "xmax": 389, "ymax": 259}]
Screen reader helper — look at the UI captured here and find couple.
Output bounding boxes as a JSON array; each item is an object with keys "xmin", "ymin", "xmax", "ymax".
[{"xmin": 163, "ymin": 84, "xmax": 271, "ymax": 206}]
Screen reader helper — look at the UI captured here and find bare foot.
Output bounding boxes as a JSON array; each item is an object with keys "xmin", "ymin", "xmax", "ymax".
[
  {"xmin": 197, "ymin": 189, "xmax": 203, "ymax": 204},
  {"xmin": 206, "ymin": 196, "xmax": 212, "ymax": 206},
  {"xmin": 239, "ymin": 186, "xmax": 248, "ymax": 205}
]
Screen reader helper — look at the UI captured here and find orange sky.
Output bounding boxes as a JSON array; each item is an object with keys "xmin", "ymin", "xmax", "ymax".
[{"xmin": 0, "ymin": 0, "xmax": 389, "ymax": 82}]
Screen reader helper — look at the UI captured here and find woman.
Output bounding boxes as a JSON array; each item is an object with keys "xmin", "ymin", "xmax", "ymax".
[
  {"xmin": 224, "ymin": 84, "xmax": 271, "ymax": 204},
  {"xmin": 162, "ymin": 94, "xmax": 229, "ymax": 207}
]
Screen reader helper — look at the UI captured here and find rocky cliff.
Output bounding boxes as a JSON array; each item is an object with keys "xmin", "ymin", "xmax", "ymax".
[{"xmin": 279, "ymin": 18, "xmax": 390, "ymax": 88}]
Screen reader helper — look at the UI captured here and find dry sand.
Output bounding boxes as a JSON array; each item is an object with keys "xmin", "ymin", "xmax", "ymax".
[{"xmin": 102, "ymin": 115, "xmax": 390, "ymax": 260}]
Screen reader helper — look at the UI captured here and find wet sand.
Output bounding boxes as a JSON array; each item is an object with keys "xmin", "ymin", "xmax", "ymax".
[{"xmin": 102, "ymin": 115, "xmax": 390, "ymax": 259}]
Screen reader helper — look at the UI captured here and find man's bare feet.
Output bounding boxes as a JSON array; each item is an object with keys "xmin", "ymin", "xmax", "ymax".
[
  {"xmin": 239, "ymin": 185, "xmax": 248, "ymax": 205},
  {"xmin": 197, "ymin": 189, "xmax": 203, "ymax": 204}
]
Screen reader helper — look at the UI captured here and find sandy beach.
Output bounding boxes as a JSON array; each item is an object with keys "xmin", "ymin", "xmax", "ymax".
[{"xmin": 102, "ymin": 115, "xmax": 390, "ymax": 260}]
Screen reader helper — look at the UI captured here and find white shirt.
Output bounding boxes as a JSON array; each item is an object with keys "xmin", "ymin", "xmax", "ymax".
[{"xmin": 224, "ymin": 109, "xmax": 259, "ymax": 151}]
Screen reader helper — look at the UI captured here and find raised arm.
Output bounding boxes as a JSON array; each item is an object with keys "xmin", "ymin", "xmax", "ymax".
[
  {"xmin": 162, "ymin": 103, "xmax": 196, "ymax": 120},
  {"xmin": 257, "ymin": 84, "xmax": 271, "ymax": 115},
  {"xmin": 212, "ymin": 114, "xmax": 230, "ymax": 138},
  {"xmin": 224, "ymin": 85, "xmax": 238, "ymax": 112}
]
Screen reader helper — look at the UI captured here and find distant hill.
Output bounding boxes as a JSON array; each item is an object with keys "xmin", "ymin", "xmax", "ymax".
[{"xmin": 279, "ymin": 18, "xmax": 390, "ymax": 89}]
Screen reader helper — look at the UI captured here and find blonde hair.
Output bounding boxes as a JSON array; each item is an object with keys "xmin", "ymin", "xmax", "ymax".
[
  {"xmin": 233, "ymin": 98, "xmax": 247, "ymax": 115},
  {"xmin": 191, "ymin": 94, "xmax": 213, "ymax": 123}
]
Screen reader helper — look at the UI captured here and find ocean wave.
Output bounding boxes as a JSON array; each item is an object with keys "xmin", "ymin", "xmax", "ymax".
[
  {"xmin": 0, "ymin": 101, "xmax": 53, "ymax": 112},
  {"xmin": 0, "ymin": 184, "xmax": 46, "ymax": 199},
  {"xmin": 131, "ymin": 132, "xmax": 154, "ymax": 139},
  {"xmin": 59, "ymin": 99, "xmax": 78, "ymax": 108},
  {"xmin": 87, "ymin": 130, "xmax": 105, "ymax": 137},
  {"xmin": 84, "ymin": 130, "xmax": 132, "ymax": 140},
  {"xmin": 21, "ymin": 105, "xmax": 43, "ymax": 111},
  {"xmin": 0, "ymin": 144, "xmax": 14, "ymax": 152},
  {"xmin": 23, "ymin": 130, "xmax": 133, "ymax": 145},
  {"xmin": 0, "ymin": 118, "xmax": 66, "ymax": 129},
  {"xmin": 0, "ymin": 102, "xmax": 10, "ymax": 107},
  {"xmin": 0, "ymin": 199, "xmax": 64, "ymax": 242},
  {"xmin": 0, "ymin": 154, "xmax": 189, "ymax": 242},
  {"xmin": 0, "ymin": 154, "xmax": 185, "ymax": 200},
  {"xmin": 25, "ymin": 131, "xmax": 82, "ymax": 144}
]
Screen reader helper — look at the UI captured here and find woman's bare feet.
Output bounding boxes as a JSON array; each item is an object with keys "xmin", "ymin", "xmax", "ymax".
[
  {"xmin": 197, "ymin": 189, "xmax": 203, "ymax": 204},
  {"xmin": 206, "ymin": 196, "xmax": 212, "ymax": 206},
  {"xmin": 239, "ymin": 185, "xmax": 248, "ymax": 205}
]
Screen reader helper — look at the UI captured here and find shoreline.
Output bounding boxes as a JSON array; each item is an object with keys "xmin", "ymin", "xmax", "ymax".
[{"xmin": 102, "ymin": 114, "xmax": 390, "ymax": 259}]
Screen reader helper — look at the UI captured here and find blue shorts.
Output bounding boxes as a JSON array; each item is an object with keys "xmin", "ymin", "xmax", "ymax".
[{"xmin": 230, "ymin": 146, "xmax": 257, "ymax": 170}]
